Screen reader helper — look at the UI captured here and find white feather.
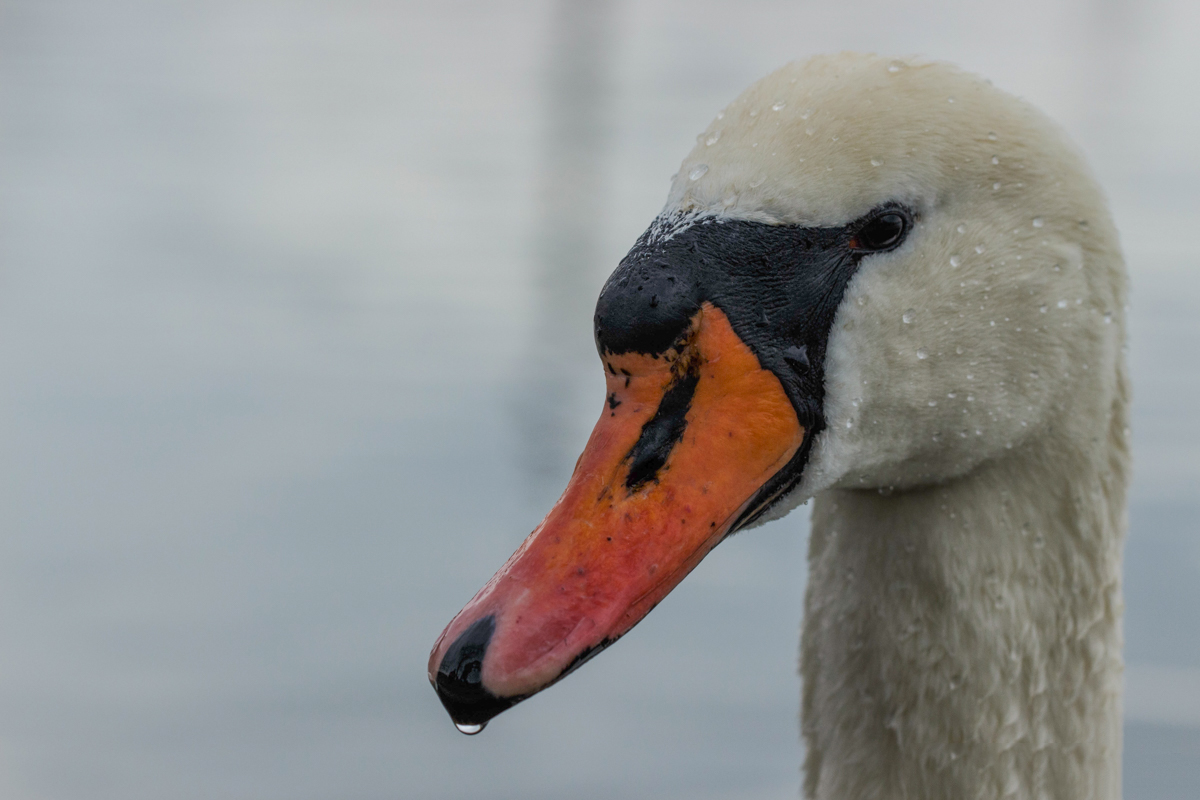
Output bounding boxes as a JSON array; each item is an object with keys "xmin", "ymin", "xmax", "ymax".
[{"xmin": 662, "ymin": 54, "xmax": 1129, "ymax": 800}]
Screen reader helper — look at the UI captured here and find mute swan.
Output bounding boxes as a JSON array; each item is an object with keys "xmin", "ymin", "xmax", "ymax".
[{"xmin": 429, "ymin": 53, "xmax": 1129, "ymax": 800}]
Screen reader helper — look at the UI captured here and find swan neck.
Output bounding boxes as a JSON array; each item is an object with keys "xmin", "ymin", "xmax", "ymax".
[{"xmin": 802, "ymin": 433, "xmax": 1128, "ymax": 800}]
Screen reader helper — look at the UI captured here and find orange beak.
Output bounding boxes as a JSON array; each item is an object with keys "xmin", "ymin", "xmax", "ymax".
[{"xmin": 428, "ymin": 303, "xmax": 805, "ymax": 729}]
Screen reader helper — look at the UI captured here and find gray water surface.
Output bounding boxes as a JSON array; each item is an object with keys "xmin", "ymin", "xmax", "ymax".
[{"xmin": 1, "ymin": 2, "xmax": 1197, "ymax": 798}]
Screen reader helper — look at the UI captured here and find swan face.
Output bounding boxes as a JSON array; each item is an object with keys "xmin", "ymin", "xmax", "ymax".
[
  {"xmin": 666, "ymin": 54, "xmax": 1124, "ymax": 506},
  {"xmin": 429, "ymin": 53, "xmax": 1126, "ymax": 729}
]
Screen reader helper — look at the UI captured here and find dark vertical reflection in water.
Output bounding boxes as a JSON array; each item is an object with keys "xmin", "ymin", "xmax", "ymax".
[
  {"xmin": 515, "ymin": 0, "xmax": 618, "ymax": 504},
  {"xmin": 1076, "ymin": 0, "xmax": 1141, "ymax": 159}
]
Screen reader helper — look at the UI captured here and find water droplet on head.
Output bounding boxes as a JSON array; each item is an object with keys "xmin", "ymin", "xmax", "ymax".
[
  {"xmin": 992, "ymin": 182, "xmax": 1002, "ymax": 191},
  {"xmin": 749, "ymin": 109, "xmax": 758, "ymax": 117},
  {"xmin": 887, "ymin": 60, "xmax": 905, "ymax": 73},
  {"xmin": 1103, "ymin": 311, "xmax": 1113, "ymax": 324},
  {"xmin": 1032, "ymin": 217, "xmax": 1044, "ymax": 228},
  {"xmin": 991, "ymin": 156, "xmax": 1000, "ymax": 165},
  {"xmin": 987, "ymin": 132, "xmax": 998, "ymax": 141},
  {"xmin": 771, "ymin": 101, "xmax": 786, "ymax": 111},
  {"xmin": 947, "ymin": 391, "xmax": 957, "ymax": 398},
  {"xmin": 705, "ymin": 131, "xmax": 721, "ymax": 146},
  {"xmin": 928, "ymin": 399, "xmax": 937, "ymax": 406},
  {"xmin": 455, "ymin": 722, "xmax": 487, "ymax": 735},
  {"xmin": 956, "ymin": 224, "xmax": 966, "ymax": 234},
  {"xmin": 902, "ymin": 309, "xmax": 916, "ymax": 324},
  {"xmin": 950, "ymin": 255, "xmax": 961, "ymax": 268},
  {"xmin": 955, "ymin": 346, "xmax": 964, "ymax": 355},
  {"xmin": 716, "ymin": 111, "xmax": 725, "ymax": 120},
  {"xmin": 975, "ymin": 245, "xmax": 986, "ymax": 254},
  {"xmin": 689, "ymin": 164, "xmax": 709, "ymax": 181},
  {"xmin": 1039, "ymin": 305, "xmax": 1048, "ymax": 313},
  {"xmin": 917, "ymin": 348, "xmax": 928, "ymax": 360},
  {"xmin": 1056, "ymin": 299, "xmax": 1068, "ymax": 309},
  {"xmin": 870, "ymin": 158, "xmax": 882, "ymax": 167},
  {"xmin": 947, "ymin": 96, "xmax": 956, "ymax": 103}
]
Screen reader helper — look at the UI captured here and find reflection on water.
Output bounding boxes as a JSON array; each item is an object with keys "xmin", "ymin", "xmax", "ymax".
[
  {"xmin": 0, "ymin": 2, "xmax": 1197, "ymax": 799},
  {"xmin": 515, "ymin": 0, "xmax": 616, "ymax": 501}
]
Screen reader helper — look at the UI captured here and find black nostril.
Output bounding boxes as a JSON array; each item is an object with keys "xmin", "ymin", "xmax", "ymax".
[{"xmin": 433, "ymin": 615, "xmax": 517, "ymax": 727}]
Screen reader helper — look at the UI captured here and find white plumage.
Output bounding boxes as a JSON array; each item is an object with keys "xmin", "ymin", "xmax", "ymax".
[{"xmin": 662, "ymin": 54, "xmax": 1129, "ymax": 800}]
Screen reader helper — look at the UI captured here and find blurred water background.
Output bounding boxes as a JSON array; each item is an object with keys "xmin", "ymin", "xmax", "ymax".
[{"xmin": 1, "ymin": 1, "xmax": 1198, "ymax": 798}]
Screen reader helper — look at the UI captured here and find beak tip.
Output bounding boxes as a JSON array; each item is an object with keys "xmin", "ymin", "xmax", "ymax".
[{"xmin": 431, "ymin": 614, "xmax": 519, "ymax": 727}]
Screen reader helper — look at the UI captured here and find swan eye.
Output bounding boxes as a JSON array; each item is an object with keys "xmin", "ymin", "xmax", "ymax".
[{"xmin": 851, "ymin": 212, "xmax": 908, "ymax": 252}]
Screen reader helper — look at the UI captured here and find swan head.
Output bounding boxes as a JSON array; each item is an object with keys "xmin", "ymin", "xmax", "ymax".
[{"xmin": 428, "ymin": 53, "xmax": 1125, "ymax": 729}]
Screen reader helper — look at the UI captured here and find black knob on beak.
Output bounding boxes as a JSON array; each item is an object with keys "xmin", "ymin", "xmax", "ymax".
[{"xmin": 594, "ymin": 256, "xmax": 701, "ymax": 356}]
